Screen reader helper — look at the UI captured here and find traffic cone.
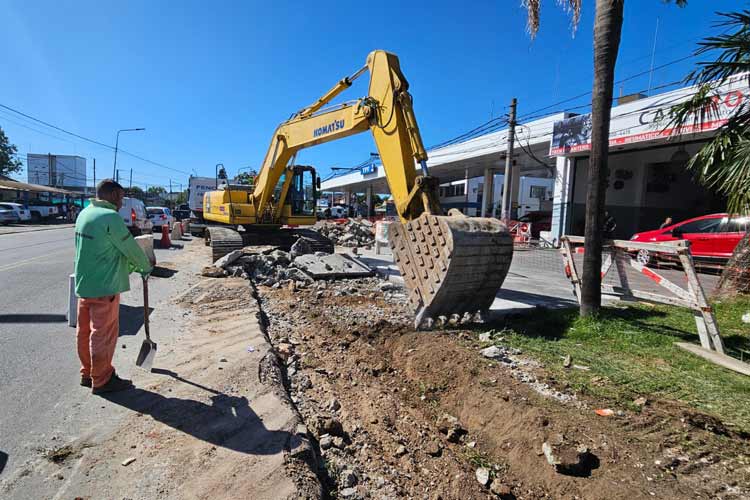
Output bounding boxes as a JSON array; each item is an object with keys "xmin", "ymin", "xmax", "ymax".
[{"xmin": 161, "ymin": 224, "xmax": 171, "ymax": 249}]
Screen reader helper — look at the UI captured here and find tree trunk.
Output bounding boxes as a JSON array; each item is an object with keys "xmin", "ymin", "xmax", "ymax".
[
  {"xmin": 715, "ymin": 229, "xmax": 750, "ymax": 296},
  {"xmin": 580, "ymin": 0, "xmax": 625, "ymax": 317}
]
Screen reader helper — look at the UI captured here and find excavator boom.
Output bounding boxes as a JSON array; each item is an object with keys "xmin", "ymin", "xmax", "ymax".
[{"xmin": 205, "ymin": 50, "xmax": 513, "ymax": 326}]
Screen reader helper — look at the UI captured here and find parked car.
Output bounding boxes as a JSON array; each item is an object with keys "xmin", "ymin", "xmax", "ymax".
[
  {"xmin": 172, "ymin": 203, "xmax": 191, "ymax": 221},
  {"xmin": 147, "ymin": 206, "xmax": 175, "ymax": 231},
  {"xmin": 0, "ymin": 205, "xmax": 20, "ymax": 225},
  {"xmin": 118, "ymin": 197, "xmax": 153, "ymax": 236},
  {"xmin": 12, "ymin": 199, "xmax": 58, "ymax": 222},
  {"xmin": 516, "ymin": 211, "xmax": 552, "ymax": 238},
  {"xmin": 0, "ymin": 202, "xmax": 31, "ymax": 221},
  {"xmin": 630, "ymin": 213, "xmax": 748, "ymax": 266}
]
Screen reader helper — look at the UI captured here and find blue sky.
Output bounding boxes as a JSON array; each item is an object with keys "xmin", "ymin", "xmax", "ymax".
[{"xmin": 0, "ymin": 0, "xmax": 742, "ymax": 190}]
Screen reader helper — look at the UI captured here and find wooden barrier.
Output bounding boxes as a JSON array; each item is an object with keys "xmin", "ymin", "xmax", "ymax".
[{"xmin": 559, "ymin": 235, "xmax": 749, "ymax": 375}]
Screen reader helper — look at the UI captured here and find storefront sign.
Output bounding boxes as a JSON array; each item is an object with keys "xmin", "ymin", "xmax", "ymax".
[
  {"xmin": 361, "ymin": 164, "xmax": 377, "ymax": 175},
  {"xmin": 549, "ymin": 74, "xmax": 750, "ymax": 155}
]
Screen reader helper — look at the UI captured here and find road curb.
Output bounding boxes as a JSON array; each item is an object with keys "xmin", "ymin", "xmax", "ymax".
[{"xmin": 0, "ymin": 224, "xmax": 75, "ymax": 236}]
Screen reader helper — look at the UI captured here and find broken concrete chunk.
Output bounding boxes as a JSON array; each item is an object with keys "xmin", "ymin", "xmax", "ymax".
[
  {"xmin": 475, "ymin": 466, "xmax": 490, "ymax": 487},
  {"xmin": 121, "ymin": 457, "xmax": 136, "ymax": 466},
  {"xmin": 481, "ymin": 346, "xmax": 503, "ymax": 359},
  {"xmin": 201, "ymin": 266, "xmax": 227, "ymax": 278},
  {"xmin": 319, "ymin": 434, "xmax": 333, "ymax": 450},
  {"xmin": 478, "ymin": 332, "xmax": 491, "ymax": 342},
  {"xmin": 293, "ymin": 253, "xmax": 373, "ymax": 279},
  {"xmin": 542, "ymin": 440, "xmax": 599, "ymax": 476},
  {"xmin": 213, "ymin": 249, "xmax": 243, "ymax": 269}
]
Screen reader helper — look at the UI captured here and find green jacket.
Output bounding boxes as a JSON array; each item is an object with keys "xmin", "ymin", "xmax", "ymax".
[{"xmin": 74, "ymin": 199, "xmax": 153, "ymax": 298}]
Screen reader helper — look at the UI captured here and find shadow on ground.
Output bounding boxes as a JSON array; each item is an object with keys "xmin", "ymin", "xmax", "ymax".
[
  {"xmin": 151, "ymin": 265, "xmax": 178, "ymax": 278},
  {"xmin": 0, "ymin": 314, "xmax": 67, "ymax": 323},
  {"xmin": 100, "ymin": 369, "xmax": 298, "ymax": 456},
  {"xmin": 0, "ymin": 450, "xmax": 7, "ymax": 474},
  {"xmin": 118, "ymin": 304, "xmax": 153, "ymax": 336}
]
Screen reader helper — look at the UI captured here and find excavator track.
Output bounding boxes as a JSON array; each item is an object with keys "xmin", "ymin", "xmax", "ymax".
[
  {"xmin": 388, "ymin": 211, "xmax": 513, "ymax": 327},
  {"xmin": 206, "ymin": 226, "xmax": 245, "ymax": 262},
  {"xmin": 206, "ymin": 226, "xmax": 334, "ymax": 263}
]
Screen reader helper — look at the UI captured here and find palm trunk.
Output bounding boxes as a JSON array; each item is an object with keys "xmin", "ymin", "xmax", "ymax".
[
  {"xmin": 580, "ymin": 0, "xmax": 625, "ymax": 317},
  {"xmin": 716, "ymin": 229, "xmax": 750, "ymax": 296}
]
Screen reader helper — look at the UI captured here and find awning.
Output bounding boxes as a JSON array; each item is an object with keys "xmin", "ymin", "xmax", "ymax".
[{"xmin": 0, "ymin": 179, "xmax": 81, "ymax": 195}]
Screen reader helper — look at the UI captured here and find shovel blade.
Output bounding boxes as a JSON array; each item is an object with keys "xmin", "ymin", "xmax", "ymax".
[{"xmin": 135, "ymin": 339, "xmax": 157, "ymax": 371}]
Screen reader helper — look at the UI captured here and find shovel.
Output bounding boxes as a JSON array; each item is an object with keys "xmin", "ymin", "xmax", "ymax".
[{"xmin": 135, "ymin": 275, "xmax": 156, "ymax": 370}]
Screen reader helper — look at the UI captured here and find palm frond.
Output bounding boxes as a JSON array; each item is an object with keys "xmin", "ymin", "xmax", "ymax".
[
  {"xmin": 522, "ymin": 0, "xmax": 580, "ymax": 39},
  {"xmin": 668, "ymin": 9, "xmax": 750, "ymax": 214}
]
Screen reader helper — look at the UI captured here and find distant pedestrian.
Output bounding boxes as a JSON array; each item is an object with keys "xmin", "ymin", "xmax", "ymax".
[
  {"xmin": 659, "ymin": 216, "xmax": 673, "ymax": 229},
  {"xmin": 74, "ymin": 179, "xmax": 153, "ymax": 394},
  {"xmin": 602, "ymin": 211, "xmax": 617, "ymax": 239}
]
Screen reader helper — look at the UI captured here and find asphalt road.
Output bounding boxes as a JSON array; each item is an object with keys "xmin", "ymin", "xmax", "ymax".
[{"xmin": 0, "ymin": 227, "xmax": 181, "ymax": 480}]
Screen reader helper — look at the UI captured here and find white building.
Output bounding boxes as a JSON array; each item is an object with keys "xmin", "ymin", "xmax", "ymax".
[
  {"xmin": 27, "ymin": 154, "xmax": 86, "ymax": 189},
  {"xmin": 438, "ymin": 175, "xmax": 553, "ymax": 217}
]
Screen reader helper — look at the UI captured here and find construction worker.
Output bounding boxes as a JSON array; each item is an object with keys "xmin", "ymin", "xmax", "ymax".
[{"xmin": 74, "ymin": 179, "xmax": 153, "ymax": 394}]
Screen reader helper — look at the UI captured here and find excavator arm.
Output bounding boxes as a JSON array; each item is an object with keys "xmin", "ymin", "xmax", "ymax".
[{"xmin": 250, "ymin": 50, "xmax": 440, "ymax": 224}]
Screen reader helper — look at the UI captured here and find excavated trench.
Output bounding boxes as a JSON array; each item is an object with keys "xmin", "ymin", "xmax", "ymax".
[{"xmin": 252, "ymin": 277, "xmax": 750, "ymax": 500}]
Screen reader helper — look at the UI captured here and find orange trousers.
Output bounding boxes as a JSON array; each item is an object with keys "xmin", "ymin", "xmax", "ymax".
[{"xmin": 76, "ymin": 294, "xmax": 120, "ymax": 388}]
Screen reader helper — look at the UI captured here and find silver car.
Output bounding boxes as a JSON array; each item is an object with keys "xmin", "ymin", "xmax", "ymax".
[{"xmin": 0, "ymin": 206, "xmax": 20, "ymax": 225}]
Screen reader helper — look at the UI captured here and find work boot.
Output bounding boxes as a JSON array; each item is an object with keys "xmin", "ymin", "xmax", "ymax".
[
  {"xmin": 80, "ymin": 376, "xmax": 92, "ymax": 388},
  {"xmin": 92, "ymin": 372, "xmax": 134, "ymax": 395}
]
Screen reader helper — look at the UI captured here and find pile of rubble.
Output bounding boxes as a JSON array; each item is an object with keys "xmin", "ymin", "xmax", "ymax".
[
  {"xmin": 312, "ymin": 219, "xmax": 375, "ymax": 248},
  {"xmin": 201, "ymin": 237, "xmax": 374, "ymax": 289}
]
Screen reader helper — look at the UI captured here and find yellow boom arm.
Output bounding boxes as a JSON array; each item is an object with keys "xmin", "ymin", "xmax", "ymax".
[{"xmin": 248, "ymin": 50, "xmax": 440, "ymax": 224}]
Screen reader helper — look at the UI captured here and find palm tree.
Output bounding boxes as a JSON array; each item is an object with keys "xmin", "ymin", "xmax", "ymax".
[
  {"xmin": 524, "ymin": 0, "xmax": 622, "ymax": 316},
  {"xmin": 669, "ymin": 10, "xmax": 750, "ymax": 296},
  {"xmin": 523, "ymin": 0, "xmax": 686, "ymax": 316}
]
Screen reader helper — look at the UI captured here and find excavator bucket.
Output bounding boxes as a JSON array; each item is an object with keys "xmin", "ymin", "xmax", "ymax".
[{"xmin": 388, "ymin": 212, "xmax": 513, "ymax": 328}]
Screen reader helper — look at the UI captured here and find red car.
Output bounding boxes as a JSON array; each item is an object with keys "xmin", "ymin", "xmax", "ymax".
[{"xmin": 630, "ymin": 213, "xmax": 748, "ymax": 266}]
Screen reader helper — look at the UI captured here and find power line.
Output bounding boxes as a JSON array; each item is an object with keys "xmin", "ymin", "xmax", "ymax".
[{"xmin": 0, "ymin": 102, "xmax": 191, "ymax": 176}]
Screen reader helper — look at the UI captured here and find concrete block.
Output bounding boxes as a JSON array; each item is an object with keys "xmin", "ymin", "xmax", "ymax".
[
  {"xmin": 67, "ymin": 273, "xmax": 77, "ymax": 327},
  {"xmin": 293, "ymin": 253, "xmax": 373, "ymax": 279},
  {"xmin": 135, "ymin": 234, "xmax": 157, "ymax": 267},
  {"xmin": 170, "ymin": 222, "xmax": 183, "ymax": 241}
]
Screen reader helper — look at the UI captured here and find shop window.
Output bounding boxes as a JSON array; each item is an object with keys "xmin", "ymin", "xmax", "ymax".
[{"xmin": 529, "ymin": 185, "xmax": 546, "ymax": 199}]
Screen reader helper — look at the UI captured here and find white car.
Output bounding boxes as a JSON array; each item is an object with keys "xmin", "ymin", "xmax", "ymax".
[
  {"xmin": 0, "ymin": 202, "xmax": 31, "ymax": 221},
  {"xmin": 146, "ymin": 206, "xmax": 175, "ymax": 231},
  {"xmin": 118, "ymin": 197, "xmax": 153, "ymax": 236}
]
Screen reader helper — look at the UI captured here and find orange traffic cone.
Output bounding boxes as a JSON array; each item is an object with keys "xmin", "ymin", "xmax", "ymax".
[{"xmin": 160, "ymin": 224, "xmax": 171, "ymax": 249}]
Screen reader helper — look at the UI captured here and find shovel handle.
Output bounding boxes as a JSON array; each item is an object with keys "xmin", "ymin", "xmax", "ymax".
[{"xmin": 142, "ymin": 275, "xmax": 150, "ymax": 341}]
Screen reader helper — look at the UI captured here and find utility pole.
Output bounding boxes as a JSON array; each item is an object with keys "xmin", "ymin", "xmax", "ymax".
[
  {"xmin": 169, "ymin": 179, "xmax": 173, "ymax": 208},
  {"xmin": 129, "ymin": 169, "xmax": 133, "ymax": 189},
  {"xmin": 500, "ymin": 97, "xmax": 517, "ymax": 222},
  {"xmin": 93, "ymin": 158, "xmax": 96, "ymax": 195}
]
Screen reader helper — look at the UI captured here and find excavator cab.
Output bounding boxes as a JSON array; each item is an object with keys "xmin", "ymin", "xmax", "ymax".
[{"xmin": 287, "ymin": 165, "xmax": 317, "ymax": 217}]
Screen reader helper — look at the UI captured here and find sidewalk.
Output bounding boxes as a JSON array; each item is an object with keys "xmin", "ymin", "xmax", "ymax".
[
  {"xmin": 0, "ymin": 239, "xmax": 320, "ymax": 500},
  {"xmin": 350, "ymin": 245, "xmax": 579, "ymax": 316}
]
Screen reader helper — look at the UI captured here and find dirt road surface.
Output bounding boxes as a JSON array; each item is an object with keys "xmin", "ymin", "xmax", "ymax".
[{"xmin": 1, "ymin": 241, "xmax": 321, "ymax": 500}]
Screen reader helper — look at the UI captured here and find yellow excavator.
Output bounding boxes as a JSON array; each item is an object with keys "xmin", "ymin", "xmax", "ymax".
[{"xmin": 203, "ymin": 50, "xmax": 513, "ymax": 325}]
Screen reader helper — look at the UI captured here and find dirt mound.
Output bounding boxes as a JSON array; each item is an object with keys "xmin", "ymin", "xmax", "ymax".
[{"xmin": 260, "ymin": 284, "xmax": 750, "ymax": 499}]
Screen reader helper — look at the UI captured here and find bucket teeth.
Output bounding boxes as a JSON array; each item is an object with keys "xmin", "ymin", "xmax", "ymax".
[{"xmin": 388, "ymin": 213, "xmax": 513, "ymax": 325}]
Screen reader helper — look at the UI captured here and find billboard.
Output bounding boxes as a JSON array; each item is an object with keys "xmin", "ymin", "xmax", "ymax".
[
  {"xmin": 27, "ymin": 154, "xmax": 86, "ymax": 188},
  {"xmin": 549, "ymin": 74, "xmax": 750, "ymax": 155}
]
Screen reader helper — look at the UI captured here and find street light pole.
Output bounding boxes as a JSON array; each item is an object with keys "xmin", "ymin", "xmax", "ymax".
[{"xmin": 113, "ymin": 128, "xmax": 145, "ymax": 179}]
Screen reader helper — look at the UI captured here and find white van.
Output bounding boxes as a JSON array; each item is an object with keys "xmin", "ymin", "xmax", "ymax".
[{"xmin": 118, "ymin": 197, "xmax": 153, "ymax": 236}]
